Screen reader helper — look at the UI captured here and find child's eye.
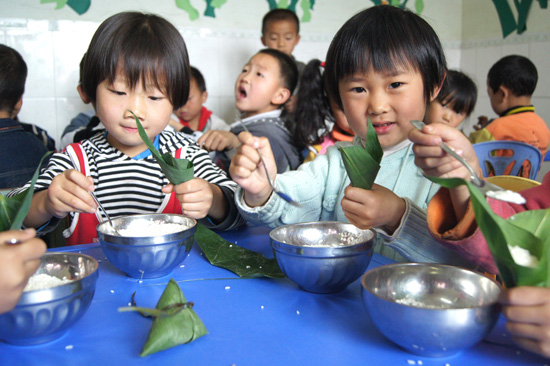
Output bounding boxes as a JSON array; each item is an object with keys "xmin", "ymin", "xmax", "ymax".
[
  {"xmin": 109, "ymin": 88, "xmax": 126, "ymax": 96},
  {"xmin": 389, "ymin": 82, "xmax": 403, "ymax": 89},
  {"xmin": 256, "ymin": 72, "xmax": 264, "ymax": 77},
  {"xmin": 149, "ymin": 96, "xmax": 163, "ymax": 101},
  {"xmin": 350, "ymin": 87, "xmax": 365, "ymax": 93}
]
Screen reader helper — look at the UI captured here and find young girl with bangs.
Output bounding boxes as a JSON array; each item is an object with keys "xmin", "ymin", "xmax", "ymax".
[
  {"xmin": 10, "ymin": 12, "xmax": 243, "ymax": 245},
  {"xmin": 229, "ymin": 5, "xmax": 469, "ymax": 264}
]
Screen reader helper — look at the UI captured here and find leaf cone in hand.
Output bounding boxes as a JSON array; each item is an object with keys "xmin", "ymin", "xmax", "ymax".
[{"xmin": 430, "ymin": 176, "xmax": 549, "ymax": 288}]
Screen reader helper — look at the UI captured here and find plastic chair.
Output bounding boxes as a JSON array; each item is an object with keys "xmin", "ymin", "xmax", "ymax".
[{"xmin": 473, "ymin": 141, "xmax": 543, "ymax": 180}]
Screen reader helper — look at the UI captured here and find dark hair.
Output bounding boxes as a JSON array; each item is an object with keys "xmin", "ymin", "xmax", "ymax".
[
  {"xmin": 81, "ymin": 12, "xmax": 190, "ymax": 109},
  {"xmin": 325, "ymin": 5, "xmax": 447, "ymax": 110},
  {"xmin": 437, "ymin": 70, "xmax": 477, "ymax": 117},
  {"xmin": 0, "ymin": 44, "xmax": 27, "ymax": 114},
  {"xmin": 487, "ymin": 55, "xmax": 537, "ymax": 97},
  {"xmin": 262, "ymin": 9, "xmax": 300, "ymax": 35},
  {"xmin": 292, "ymin": 59, "xmax": 331, "ymax": 150},
  {"xmin": 257, "ymin": 48, "xmax": 298, "ymax": 94},
  {"xmin": 190, "ymin": 66, "xmax": 206, "ymax": 93}
]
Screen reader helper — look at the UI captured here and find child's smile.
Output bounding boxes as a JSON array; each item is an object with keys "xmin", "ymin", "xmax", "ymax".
[{"xmin": 338, "ymin": 67, "xmax": 437, "ymax": 149}]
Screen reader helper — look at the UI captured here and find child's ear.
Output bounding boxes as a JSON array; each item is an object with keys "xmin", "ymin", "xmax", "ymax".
[
  {"xmin": 271, "ymin": 87, "xmax": 291, "ymax": 106},
  {"xmin": 499, "ymin": 85, "xmax": 510, "ymax": 102},
  {"xmin": 261, "ymin": 36, "xmax": 267, "ymax": 47},
  {"xmin": 77, "ymin": 84, "xmax": 91, "ymax": 104},
  {"xmin": 201, "ymin": 90, "xmax": 208, "ymax": 104}
]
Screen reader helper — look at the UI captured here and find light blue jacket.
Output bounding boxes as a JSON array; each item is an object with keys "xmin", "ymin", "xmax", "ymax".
[{"xmin": 236, "ymin": 138, "xmax": 471, "ymax": 266}]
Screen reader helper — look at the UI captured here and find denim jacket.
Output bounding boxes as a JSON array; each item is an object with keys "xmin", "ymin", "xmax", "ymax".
[{"xmin": 0, "ymin": 118, "xmax": 50, "ymax": 189}]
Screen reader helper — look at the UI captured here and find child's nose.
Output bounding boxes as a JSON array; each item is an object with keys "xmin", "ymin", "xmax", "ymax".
[
  {"xmin": 127, "ymin": 96, "xmax": 145, "ymax": 117},
  {"xmin": 367, "ymin": 91, "xmax": 388, "ymax": 115}
]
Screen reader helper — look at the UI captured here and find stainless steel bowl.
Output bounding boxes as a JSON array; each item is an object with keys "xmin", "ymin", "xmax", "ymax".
[
  {"xmin": 270, "ymin": 221, "xmax": 376, "ymax": 294},
  {"xmin": 0, "ymin": 252, "xmax": 98, "ymax": 345},
  {"xmin": 361, "ymin": 263, "xmax": 502, "ymax": 357},
  {"xmin": 97, "ymin": 214, "xmax": 196, "ymax": 279}
]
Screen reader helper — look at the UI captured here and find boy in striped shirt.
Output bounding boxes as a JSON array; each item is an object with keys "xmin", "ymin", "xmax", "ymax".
[{"xmin": 11, "ymin": 12, "xmax": 244, "ymax": 245}]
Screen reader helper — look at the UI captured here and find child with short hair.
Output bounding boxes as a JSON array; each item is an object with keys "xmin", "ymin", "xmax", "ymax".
[
  {"xmin": 230, "ymin": 5, "xmax": 467, "ymax": 264},
  {"xmin": 469, "ymin": 55, "xmax": 550, "ymax": 174},
  {"xmin": 0, "ymin": 44, "xmax": 51, "ymax": 189},
  {"xmin": 10, "ymin": 12, "xmax": 243, "ymax": 245},
  {"xmin": 410, "ymin": 122, "xmax": 550, "ymax": 358},
  {"xmin": 169, "ymin": 66, "xmax": 229, "ymax": 139},
  {"xmin": 261, "ymin": 8, "xmax": 304, "ymax": 75},
  {"xmin": 198, "ymin": 48, "xmax": 302, "ymax": 174},
  {"xmin": 424, "ymin": 69, "xmax": 477, "ymax": 129}
]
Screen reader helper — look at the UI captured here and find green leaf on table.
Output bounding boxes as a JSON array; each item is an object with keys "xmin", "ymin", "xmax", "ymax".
[
  {"xmin": 194, "ymin": 223, "xmax": 285, "ymax": 279},
  {"xmin": 118, "ymin": 279, "xmax": 208, "ymax": 357},
  {"xmin": 0, "ymin": 152, "xmax": 52, "ymax": 231},
  {"xmin": 429, "ymin": 176, "xmax": 550, "ymax": 288},
  {"xmin": 338, "ymin": 119, "xmax": 382, "ymax": 190},
  {"xmin": 131, "ymin": 110, "xmax": 194, "ymax": 185}
]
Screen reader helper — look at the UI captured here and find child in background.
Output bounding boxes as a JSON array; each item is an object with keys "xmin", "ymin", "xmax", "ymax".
[
  {"xmin": 261, "ymin": 9, "xmax": 305, "ymax": 75},
  {"xmin": 424, "ymin": 69, "xmax": 477, "ymax": 129},
  {"xmin": 469, "ymin": 55, "xmax": 550, "ymax": 176},
  {"xmin": 198, "ymin": 48, "xmax": 302, "ymax": 174},
  {"xmin": 229, "ymin": 5, "xmax": 468, "ymax": 265},
  {"xmin": 292, "ymin": 59, "xmax": 354, "ymax": 162},
  {"xmin": 410, "ymin": 122, "xmax": 550, "ymax": 358},
  {"xmin": 169, "ymin": 66, "xmax": 229, "ymax": 140},
  {"xmin": 0, "ymin": 44, "xmax": 51, "ymax": 189},
  {"xmin": 0, "ymin": 228, "xmax": 46, "ymax": 314},
  {"xmin": 10, "ymin": 12, "xmax": 243, "ymax": 245}
]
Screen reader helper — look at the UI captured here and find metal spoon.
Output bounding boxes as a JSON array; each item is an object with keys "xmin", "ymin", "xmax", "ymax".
[
  {"xmin": 236, "ymin": 119, "xmax": 301, "ymax": 207},
  {"xmin": 66, "ymin": 153, "xmax": 121, "ymax": 235},
  {"xmin": 410, "ymin": 120, "xmax": 526, "ymax": 204}
]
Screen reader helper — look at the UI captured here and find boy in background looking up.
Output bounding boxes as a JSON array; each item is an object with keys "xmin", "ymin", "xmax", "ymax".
[
  {"xmin": 198, "ymin": 48, "xmax": 302, "ymax": 174},
  {"xmin": 469, "ymin": 55, "xmax": 550, "ymax": 176},
  {"xmin": 169, "ymin": 66, "xmax": 229, "ymax": 140}
]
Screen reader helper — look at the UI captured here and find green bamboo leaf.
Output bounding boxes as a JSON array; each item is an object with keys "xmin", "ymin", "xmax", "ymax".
[
  {"xmin": 119, "ymin": 279, "xmax": 207, "ymax": 357},
  {"xmin": 194, "ymin": 224, "xmax": 285, "ymax": 279},
  {"xmin": 0, "ymin": 152, "xmax": 52, "ymax": 231},
  {"xmin": 338, "ymin": 119, "xmax": 382, "ymax": 190},
  {"xmin": 429, "ymin": 176, "xmax": 548, "ymax": 287},
  {"xmin": 131, "ymin": 111, "xmax": 194, "ymax": 185}
]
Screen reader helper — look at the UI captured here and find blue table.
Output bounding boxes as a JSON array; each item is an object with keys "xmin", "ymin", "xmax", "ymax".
[{"xmin": 0, "ymin": 225, "xmax": 547, "ymax": 365}]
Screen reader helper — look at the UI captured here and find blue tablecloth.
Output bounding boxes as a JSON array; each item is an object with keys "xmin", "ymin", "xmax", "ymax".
[{"xmin": 0, "ymin": 225, "xmax": 547, "ymax": 365}]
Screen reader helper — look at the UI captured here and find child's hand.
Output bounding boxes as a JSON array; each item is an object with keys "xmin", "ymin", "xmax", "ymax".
[
  {"xmin": 197, "ymin": 130, "xmax": 240, "ymax": 152},
  {"xmin": 500, "ymin": 287, "xmax": 550, "ymax": 357},
  {"xmin": 409, "ymin": 122, "xmax": 480, "ymax": 181},
  {"xmin": 163, "ymin": 178, "xmax": 225, "ymax": 221},
  {"xmin": 341, "ymin": 184, "xmax": 406, "ymax": 233},
  {"xmin": 45, "ymin": 169, "xmax": 97, "ymax": 218},
  {"xmin": 0, "ymin": 229, "xmax": 47, "ymax": 314},
  {"xmin": 229, "ymin": 132, "xmax": 275, "ymax": 207}
]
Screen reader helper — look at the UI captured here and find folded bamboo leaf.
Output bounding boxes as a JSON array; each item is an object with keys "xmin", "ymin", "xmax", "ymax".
[
  {"xmin": 429, "ymin": 176, "xmax": 549, "ymax": 288},
  {"xmin": 118, "ymin": 279, "xmax": 208, "ymax": 357},
  {"xmin": 0, "ymin": 152, "xmax": 52, "ymax": 231},
  {"xmin": 194, "ymin": 223, "xmax": 285, "ymax": 279},
  {"xmin": 338, "ymin": 119, "xmax": 382, "ymax": 190},
  {"xmin": 131, "ymin": 111, "xmax": 194, "ymax": 185}
]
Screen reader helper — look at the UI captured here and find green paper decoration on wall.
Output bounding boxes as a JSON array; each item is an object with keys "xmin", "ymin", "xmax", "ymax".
[
  {"xmin": 40, "ymin": 0, "xmax": 90, "ymax": 14},
  {"xmin": 267, "ymin": 0, "xmax": 315, "ymax": 22},
  {"xmin": 369, "ymin": 0, "xmax": 424, "ymax": 14},
  {"xmin": 491, "ymin": 0, "xmax": 548, "ymax": 38}
]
